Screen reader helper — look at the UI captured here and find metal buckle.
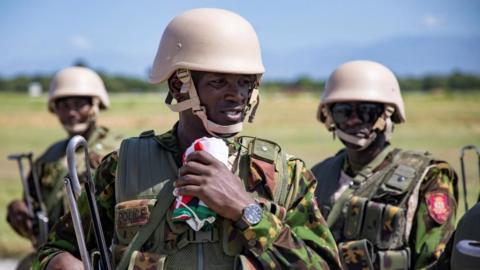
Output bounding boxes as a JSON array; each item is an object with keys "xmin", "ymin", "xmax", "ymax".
[{"xmin": 186, "ymin": 227, "xmax": 219, "ymax": 243}]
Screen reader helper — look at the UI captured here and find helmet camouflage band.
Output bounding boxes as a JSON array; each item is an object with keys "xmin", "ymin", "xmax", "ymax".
[{"xmin": 149, "ymin": 8, "xmax": 264, "ymax": 137}]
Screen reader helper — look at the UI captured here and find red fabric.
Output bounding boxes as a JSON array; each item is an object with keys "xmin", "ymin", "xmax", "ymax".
[
  {"xmin": 426, "ymin": 191, "xmax": 451, "ymax": 224},
  {"xmin": 249, "ymin": 157, "xmax": 276, "ymax": 199}
]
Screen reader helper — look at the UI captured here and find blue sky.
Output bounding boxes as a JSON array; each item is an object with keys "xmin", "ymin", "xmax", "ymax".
[{"xmin": 1, "ymin": 0, "xmax": 479, "ymax": 79}]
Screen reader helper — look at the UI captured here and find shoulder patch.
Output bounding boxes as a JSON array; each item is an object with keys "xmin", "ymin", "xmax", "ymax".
[{"xmin": 426, "ymin": 191, "xmax": 451, "ymax": 224}]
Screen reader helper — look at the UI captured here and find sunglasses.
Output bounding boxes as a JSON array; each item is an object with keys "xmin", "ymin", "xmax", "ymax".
[{"xmin": 330, "ymin": 102, "xmax": 384, "ymax": 124}]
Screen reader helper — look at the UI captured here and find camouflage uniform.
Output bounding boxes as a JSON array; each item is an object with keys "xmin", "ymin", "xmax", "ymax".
[
  {"xmin": 28, "ymin": 126, "xmax": 120, "ymax": 230},
  {"xmin": 9, "ymin": 126, "xmax": 119, "ymax": 270},
  {"xmin": 312, "ymin": 146, "xmax": 458, "ymax": 269},
  {"xmin": 34, "ymin": 125, "xmax": 341, "ymax": 270}
]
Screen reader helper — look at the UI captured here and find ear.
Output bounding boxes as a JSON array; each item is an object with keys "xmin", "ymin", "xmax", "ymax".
[
  {"xmin": 167, "ymin": 73, "xmax": 186, "ymax": 102},
  {"xmin": 168, "ymin": 73, "xmax": 182, "ymax": 94}
]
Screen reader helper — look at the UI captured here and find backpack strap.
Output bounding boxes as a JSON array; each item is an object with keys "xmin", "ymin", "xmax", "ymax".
[
  {"xmin": 115, "ymin": 130, "xmax": 179, "ymax": 269},
  {"xmin": 116, "ymin": 130, "xmax": 178, "ymax": 202},
  {"xmin": 116, "ymin": 180, "xmax": 175, "ymax": 270}
]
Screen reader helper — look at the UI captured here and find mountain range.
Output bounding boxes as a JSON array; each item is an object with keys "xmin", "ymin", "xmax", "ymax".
[
  {"xmin": 1, "ymin": 35, "xmax": 479, "ymax": 80},
  {"xmin": 263, "ymin": 35, "xmax": 480, "ymax": 80}
]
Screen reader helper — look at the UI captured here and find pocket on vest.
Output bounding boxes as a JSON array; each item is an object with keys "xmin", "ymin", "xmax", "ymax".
[{"xmin": 115, "ymin": 199, "xmax": 157, "ymax": 243}]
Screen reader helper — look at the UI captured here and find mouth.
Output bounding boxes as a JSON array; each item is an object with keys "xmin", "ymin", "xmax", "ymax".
[
  {"xmin": 62, "ymin": 118, "xmax": 80, "ymax": 126},
  {"xmin": 220, "ymin": 107, "xmax": 244, "ymax": 123},
  {"xmin": 342, "ymin": 127, "xmax": 371, "ymax": 138}
]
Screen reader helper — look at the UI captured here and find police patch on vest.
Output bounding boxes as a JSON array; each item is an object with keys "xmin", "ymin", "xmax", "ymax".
[
  {"xmin": 115, "ymin": 199, "xmax": 152, "ymax": 228},
  {"xmin": 426, "ymin": 191, "xmax": 450, "ymax": 224}
]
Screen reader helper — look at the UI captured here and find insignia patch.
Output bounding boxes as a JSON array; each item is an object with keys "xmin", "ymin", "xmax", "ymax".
[
  {"xmin": 426, "ymin": 191, "xmax": 450, "ymax": 224},
  {"xmin": 116, "ymin": 199, "xmax": 151, "ymax": 229}
]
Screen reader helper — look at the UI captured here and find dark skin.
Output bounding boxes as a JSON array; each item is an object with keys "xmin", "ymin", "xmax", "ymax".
[
  {"xmin": 8, "ymin": 97, "xmax": 96, "ymax": 245},
  {"xmin": 333, "ymin": 102, "xmax": 389, "ymax": 174},
  {"xmin": 48, "ymin": 72, "xmax": 259, "ymax": 269},
  {"xmin": 6, "ymin": 200, "xmax": 33, "ymax": 239},
  {"xmin": 54, "ymin": 96, "xmax": 96, "ymax": 139},
  {"xmin": 173, "ymin": 71, "xmax": 257, "ymax": 221}
]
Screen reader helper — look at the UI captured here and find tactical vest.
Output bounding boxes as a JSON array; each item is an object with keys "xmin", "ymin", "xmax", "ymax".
[
  {"xmin": 113, "ymin": 131, "xmax": 291, "ymax": 270},
  {"xmin": 37, "ymin": 126, "xmax": 119, "ymax": 226},
  {"xmin": 314, "ymin": 148, "xmax": 433, "ymax": 270}
]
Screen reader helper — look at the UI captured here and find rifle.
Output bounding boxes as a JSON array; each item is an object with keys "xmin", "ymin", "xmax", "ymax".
[
  {"xmin": 459, "ymin": 144, "xmax": 480, "ymax": 213},
  {"xmin": 64, "ymin": 135, "xmax": 112, "ymax": 270},
  {"xmin": 7, "ymin": 152, "xmax": 49, "ymax": 247}
]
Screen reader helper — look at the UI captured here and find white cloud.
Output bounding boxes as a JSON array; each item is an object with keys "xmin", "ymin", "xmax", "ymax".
[
  {"xmin": 421, "ymin": 14, "xmax": 443, "ymax": 28},
  {"xmin": 68, "ymin": 35, "xmax": 92, "ymax": 50}
]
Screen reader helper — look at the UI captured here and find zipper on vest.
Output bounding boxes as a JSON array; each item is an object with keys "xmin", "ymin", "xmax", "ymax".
[{"xmin": 197, "ymin": 243, "xmax": 203, "ymax": 270}]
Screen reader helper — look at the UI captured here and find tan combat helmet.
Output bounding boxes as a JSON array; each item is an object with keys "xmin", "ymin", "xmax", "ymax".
[
  {"xmin": 48, "ymin": 66, "xmax": 110, "ymax": 113},
  {"xmin": 49, "ymin": 66, "xmax": 110, "ymax": 133},
  {"xmin": 317, "ymin": 60, "xmax": 406, "ymax": 149},
  {"xmin": 149, "ymin": 8, "xmax": 264, "ymax": 137}
]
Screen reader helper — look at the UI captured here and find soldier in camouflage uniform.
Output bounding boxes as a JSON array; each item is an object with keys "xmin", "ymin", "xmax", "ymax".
[
  {"xmin": 311, "ymin": 60, "xmax": 458, "ymax": 269},
  {"xmin": 7, "ymin": 66, "xmax": 121, "ymax": 270},
  {"xmin": 34, "ymin": 8, "xmax": 341, "ymax": 270}
]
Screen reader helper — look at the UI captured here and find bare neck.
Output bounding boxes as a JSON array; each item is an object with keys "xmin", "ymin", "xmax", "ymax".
[
  {"xmin": 345, "ymin": 135, "xmax": 388, "ymax": 173},
  {"xmin": 176, "ymin": 115, "xmax": 209, "ymax": 153}
]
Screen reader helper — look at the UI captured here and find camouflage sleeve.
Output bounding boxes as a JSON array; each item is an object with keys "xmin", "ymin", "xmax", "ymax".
[
  {"xmin": 32, "ymin": 151, "xmax": 119, "ymax": 270},
  {"xmin": 238, "ymin": 158, "xmax": 341, "ymax": 269},
  {"xmin": 411, "ymin": 161, "xmax": 458, "ymax": 269}
]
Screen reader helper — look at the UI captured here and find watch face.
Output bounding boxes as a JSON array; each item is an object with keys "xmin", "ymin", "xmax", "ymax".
[{"xmin": 244, "ymin": 203, "xmax": 263, "ymax": 225}]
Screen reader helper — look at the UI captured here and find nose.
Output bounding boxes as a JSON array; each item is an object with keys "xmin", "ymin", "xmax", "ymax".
[
  {"xmin": 224, "ymin": 83, "xmax": 248, "ymax": 103},
  {"xmin": 65, "ymin": 104, "xmax": 78, "ymax": 115},
  {"xmin": 344, "ymin": 108, "xmax": 362, "ymax": 126}
]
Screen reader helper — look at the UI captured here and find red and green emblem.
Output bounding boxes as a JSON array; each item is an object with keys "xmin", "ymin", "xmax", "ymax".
[{"xmin": 426, "ymin": 191, "xmax": 450, "ymax": 224}]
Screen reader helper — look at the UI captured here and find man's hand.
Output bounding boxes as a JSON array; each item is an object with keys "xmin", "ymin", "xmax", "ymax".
[
  {"xmin": 47, "ymin": 252, "xmax": 84, "ymax": 270},
  {"xmin": 6, "ymin": 199, "xmax": 33, "ymax": 238},
  {"xmin": 175, "ymin": 150, "xmax": 254, "ymax": 221}
]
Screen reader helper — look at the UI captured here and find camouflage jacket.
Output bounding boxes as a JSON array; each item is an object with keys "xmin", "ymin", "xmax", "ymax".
[
  {"xmin": 311, "ymin": 146, "xmax": 458, "ymax": 269},
  {"xmin": 34, "ymin": 126, "xmax": 341, "ymax": 270},
  {"xmin": 27, "ymin": 126, "xmax": 121, "ymax": 237}
]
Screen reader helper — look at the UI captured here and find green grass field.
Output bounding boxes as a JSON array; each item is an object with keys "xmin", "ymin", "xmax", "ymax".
[{"xmin": 0, "ymin": 91, "xmax": 479, "ymax": 257}]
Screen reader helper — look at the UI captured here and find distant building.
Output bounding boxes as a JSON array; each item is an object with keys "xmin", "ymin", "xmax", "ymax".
[{"xmin": 28, "ymin": 82, "xmax": 42, "ymax": 97}]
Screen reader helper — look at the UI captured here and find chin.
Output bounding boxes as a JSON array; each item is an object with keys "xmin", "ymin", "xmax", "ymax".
[
  {"xmin": 214, "ymin": 132, "xmax": 239, "ymax": 139},
  {"xmin": 339, "ymin": 139, "xmax": 364, "ymax": 151}
]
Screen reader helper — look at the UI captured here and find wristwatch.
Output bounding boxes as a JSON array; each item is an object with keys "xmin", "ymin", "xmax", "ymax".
[{"xmin": 233, "ymin": 203, "xmax": 263, "ymax": 230}]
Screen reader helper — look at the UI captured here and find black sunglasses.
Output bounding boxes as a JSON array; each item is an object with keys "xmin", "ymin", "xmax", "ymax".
[{"xmin": 330, "ymin": 102, "xmax": 384, "ymax": 124}]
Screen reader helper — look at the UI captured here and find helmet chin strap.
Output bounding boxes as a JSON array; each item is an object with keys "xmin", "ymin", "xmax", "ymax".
[
  {"xmin": 335, "ymin": 129, "xmax": 378, "ymax": 151},
  {"xmin": 165, "ymin": 69, "xmax": 260, "ymax": 138},
  {"xmin": 332, "ymin": 105, "xmax": 395, "ymax": 151},
  {"xmin": 63, "ymin": 122, "xmax": 90, "ymax": 134}
]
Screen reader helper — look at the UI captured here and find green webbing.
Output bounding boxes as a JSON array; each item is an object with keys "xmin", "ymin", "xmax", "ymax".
[
  {"xmin": 338, "ymin": 239, "xmax": 375, "ymax": 269},
  {"xmin": 116, "ymin": 179, "xmax": 174, "ymax": 270},
  {"xmin": 377, "ymin": 249, "xmax": 410, "ymax": 270},
  {"xmin": 327, "ymin": 146, "xmax": 391, "ymax": 227}
]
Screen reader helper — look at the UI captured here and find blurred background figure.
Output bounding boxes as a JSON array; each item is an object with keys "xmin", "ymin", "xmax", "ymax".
[
  {"xmin": 6, "ymin": 66, "xmax": 121, "ymax": 270},
  {"xmin": 311, "ymin": 60, "xmax": 459, "ymax": 269}
]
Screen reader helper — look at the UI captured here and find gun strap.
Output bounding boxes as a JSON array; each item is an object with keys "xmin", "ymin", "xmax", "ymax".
[
  {"xmin": 116, "ymin": 179, "xmax": 175, "ymax": 270},
  {"xmin": 327, "ymin": 146, "xmax": 391, "ymax": 227}
]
